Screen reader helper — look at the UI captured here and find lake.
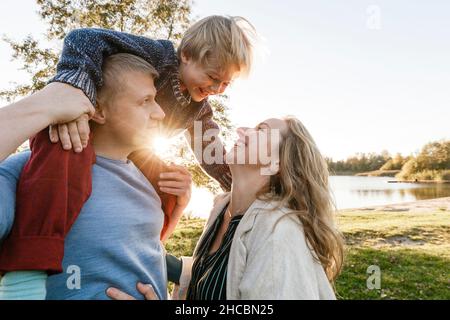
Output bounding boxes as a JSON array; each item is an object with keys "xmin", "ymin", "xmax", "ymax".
[
  {"xmin": 187, "ymin": 176, "xmax": 450, "ymax": 218},
  {"xmin": 330, "ymin": 176, "xmax": 450, "ymax": 210}
]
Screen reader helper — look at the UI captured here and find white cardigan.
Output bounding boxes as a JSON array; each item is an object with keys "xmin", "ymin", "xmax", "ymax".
[{"xmin": 176, "ymin": 193, "xmax": 336, "ymax": 300}]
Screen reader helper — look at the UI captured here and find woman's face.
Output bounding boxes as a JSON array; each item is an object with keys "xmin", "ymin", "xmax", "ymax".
[{"xmin": 225, "ymin": 118, "xmax": 288, "ymax": 174}]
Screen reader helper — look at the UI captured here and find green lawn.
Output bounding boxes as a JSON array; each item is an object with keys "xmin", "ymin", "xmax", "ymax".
[{"xmin": 165, "ymin": 210, "xmax": 450, "ymax": 300}]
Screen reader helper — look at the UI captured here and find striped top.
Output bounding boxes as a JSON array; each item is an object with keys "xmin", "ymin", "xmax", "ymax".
[{"xmin": 187, "ymin": 204, "xmax": 243, "ymax": 300}]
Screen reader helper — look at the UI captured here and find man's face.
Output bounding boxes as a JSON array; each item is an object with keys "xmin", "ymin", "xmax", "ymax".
[
  {"xmin": 104, "ymin": 71, "xmax": 165, "ymax": 148},
  {"xmin": 179, "ymin": 52, "xmax": 240, "ymax": 102}
]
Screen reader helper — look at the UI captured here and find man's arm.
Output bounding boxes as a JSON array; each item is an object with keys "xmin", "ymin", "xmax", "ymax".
[
  {"xmin": 50, "ymin": 28, "xmax": 177, "ymax": 105},
  {"xmin": 186, "ymin": 101, "xmax": 232, "ymax": 191},
  {"xmin": 0, "ymin": 83, "xmax": 94, "ymax": 162}
]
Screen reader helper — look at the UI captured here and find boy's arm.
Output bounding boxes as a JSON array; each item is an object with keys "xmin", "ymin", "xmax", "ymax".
[
  {"xmin": 186, "ymin": 101, "xmax": 232, "ymax": 191},
  {"xmin": 50, "ymin": 28, "xmax": 177, "ymax": 105}
]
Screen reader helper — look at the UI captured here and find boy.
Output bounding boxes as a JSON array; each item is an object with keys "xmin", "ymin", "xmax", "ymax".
[
  {"xmin": 0, "ymin": 15, "xmax": 255, "ymax": 286},
  {"xmin": 0, "ymin": 53, "xmax": 190, "ymax": 299}
]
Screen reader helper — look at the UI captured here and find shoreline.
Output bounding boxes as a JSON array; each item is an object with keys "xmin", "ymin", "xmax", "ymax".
[
  {"xmin": 339, "ymin": 196, "xmax": 450, "ymax": 213},
  {"xmin": 387, "ymin": 180, "xmax": 450, "ymax": 184}
]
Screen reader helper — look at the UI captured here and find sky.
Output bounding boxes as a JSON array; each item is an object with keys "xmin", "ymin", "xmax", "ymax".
[{"xmin": 1, "ymin": 0, "xmax": 449, "ymax": 160}]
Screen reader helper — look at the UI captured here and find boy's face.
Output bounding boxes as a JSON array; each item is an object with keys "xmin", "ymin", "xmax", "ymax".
[
  {"xmin": 179, "ymin": 52, "xmax": 240, "ymax": 102},
  {"xmin": 96, "ymin": 71, "xmax": 165, "ymax": 148}
]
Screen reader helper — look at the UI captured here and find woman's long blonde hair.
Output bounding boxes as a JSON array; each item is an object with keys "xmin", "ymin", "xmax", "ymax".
[{"xmin": 258, "ymin": 116, "xmax": 344, "ymax": 283}]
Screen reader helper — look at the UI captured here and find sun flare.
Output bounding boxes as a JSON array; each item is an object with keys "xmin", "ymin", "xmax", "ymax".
[{"xmin": 150, "ymin": 136, "xmax": 171, "ymax": 156}]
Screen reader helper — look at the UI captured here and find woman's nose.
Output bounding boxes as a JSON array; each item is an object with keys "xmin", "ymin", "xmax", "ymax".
[{"xmin": 237, "ymin": 127, "xmax": 249, "ymax": 138}]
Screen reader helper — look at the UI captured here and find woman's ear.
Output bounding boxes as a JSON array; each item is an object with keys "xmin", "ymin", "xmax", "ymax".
[{"xmin": 91, "ymin": 103, "xmax": 107, "ymax": 125}]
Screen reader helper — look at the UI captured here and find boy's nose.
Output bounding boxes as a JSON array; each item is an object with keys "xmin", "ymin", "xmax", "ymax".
[{"xmin": 208, "ymin": 82, "xmax": 227, "ymax": 95}]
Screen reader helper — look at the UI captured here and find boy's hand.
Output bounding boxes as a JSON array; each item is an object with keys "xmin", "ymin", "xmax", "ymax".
[
  {"xmin": 49, "ymin": 114, "xmax": 91, "ymax": 153},
  {"xmin": 159, "ymin": 164, "xmax": 192, "ymax": 208},
  {"xmin": 39, "ymin": 82, "xmax": 93, "ymax": 153}
]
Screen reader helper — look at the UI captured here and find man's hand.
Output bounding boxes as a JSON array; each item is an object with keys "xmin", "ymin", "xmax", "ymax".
[
  {"xmin": 40, "ymin": 82, "xmax": 94, "ymax": 152},
  {"xmin": 41, "ymin": 82, "xmax": 95, "ymax": 124},
  {"xmin": 159, "ymin": 164, "xmax": 192, "ymax": 209}
]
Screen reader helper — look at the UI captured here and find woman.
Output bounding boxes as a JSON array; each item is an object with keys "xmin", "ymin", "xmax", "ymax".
[{"xmin": 107, "ymin": 116, "xmax": 344, "ymax": 300}]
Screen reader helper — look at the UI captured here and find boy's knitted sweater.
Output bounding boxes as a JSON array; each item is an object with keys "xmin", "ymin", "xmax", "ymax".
[{"xmin": 50, "ymin": 28, "xmax": 232, "ymax": 190}]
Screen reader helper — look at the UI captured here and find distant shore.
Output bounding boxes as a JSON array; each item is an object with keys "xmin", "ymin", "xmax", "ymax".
[{"xmin": 335, "ymin": 170, "xmax": 450, "ymax": 183}]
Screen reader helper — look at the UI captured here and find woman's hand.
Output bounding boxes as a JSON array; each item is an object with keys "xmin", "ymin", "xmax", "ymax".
[
  {"xmin": 106, "ymin": 282, "xmax": 159, "ymax": 300},
  {"xmin": 159, "ymin": 164, "xmax": 192, "ymax": 209}
]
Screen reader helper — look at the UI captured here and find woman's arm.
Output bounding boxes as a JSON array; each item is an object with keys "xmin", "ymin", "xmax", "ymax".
[
  {"xmin": 106, "ymin": 256, "xmax": 194, "ymax": 301},
  {"xmin": 0, "ymin": 83, "xmax": 94, "ymax": 162}
]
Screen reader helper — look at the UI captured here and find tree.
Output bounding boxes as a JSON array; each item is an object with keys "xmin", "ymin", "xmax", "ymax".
[
  {"xmin": 1, "ymin": 0, "xmax": 191, "ymax": 101},
  {"xmin": 396, "ymin": 140, "xmax": 450, "ymax": 181},
  {"xmin": 2, "ymin": 0, "xmax": 234, "ymax": 192}
]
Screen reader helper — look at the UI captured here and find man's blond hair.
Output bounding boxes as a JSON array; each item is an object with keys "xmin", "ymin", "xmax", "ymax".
[
  {"xmin": 178, "ymin": 15, "xmax": 256, "ymax": 75},
  {"xmin": 97, "ymin": 53, "xmax": 159, "ymax": 106}
]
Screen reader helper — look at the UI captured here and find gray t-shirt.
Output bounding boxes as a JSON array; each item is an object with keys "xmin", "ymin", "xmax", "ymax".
[{"xmin": 0, "ymin": 152, "xmax": 167, "ymax": 300}]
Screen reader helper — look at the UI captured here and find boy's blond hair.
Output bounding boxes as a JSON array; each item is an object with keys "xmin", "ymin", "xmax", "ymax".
[
  {"xmin": 178, "ymin": 15, "xmax": 256, "ymax": 75},
  {"xmin": 97, "ymin": 53, "xmax": 159, "ymax": 106}
]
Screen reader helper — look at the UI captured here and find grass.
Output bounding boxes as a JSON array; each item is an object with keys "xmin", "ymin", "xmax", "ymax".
[
  {"xmin": 165, "ymin": 210, "xmax": 450, "ymax": 300},
  {"xmin": 335, "ymin": 210, "xmax": 449, "ymax": 299}
]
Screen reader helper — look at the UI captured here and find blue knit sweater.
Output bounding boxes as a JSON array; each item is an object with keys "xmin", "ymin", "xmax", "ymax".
[{"xmin": 50, "ymin": 28, "xmax": 231, "ymax": 190}]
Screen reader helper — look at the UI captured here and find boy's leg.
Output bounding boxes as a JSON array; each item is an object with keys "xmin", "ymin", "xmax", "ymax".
[
  {"xmin": 0, "ymin": 128, "xmax": 96, "ymax": 274},
  {"xmin": 128, "ymin": 149, "xmax": 177, "ymax": 240},
  {"xmin": 0, "ymin": 271, "xmax": 47, "ymax": 300}
]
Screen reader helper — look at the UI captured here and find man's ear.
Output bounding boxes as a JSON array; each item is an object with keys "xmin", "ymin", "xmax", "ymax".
[{"xmin": 91, "ymin": 103, "xmax": 107, "ymax": 125}]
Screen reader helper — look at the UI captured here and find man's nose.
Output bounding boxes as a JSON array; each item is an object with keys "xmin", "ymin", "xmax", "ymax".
[{"xmin": 151, "ymin": 102, "xmax": 165, "ymax": 121}]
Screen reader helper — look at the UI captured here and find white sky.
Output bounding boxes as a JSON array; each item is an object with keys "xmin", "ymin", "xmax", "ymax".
[{"xmin": 1, "ymin": 0, "xmax": 449, "ymax": 160}]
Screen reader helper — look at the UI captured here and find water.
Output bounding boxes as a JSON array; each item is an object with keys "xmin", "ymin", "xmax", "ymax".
[
  {"xmin": 330, "ymin": 176, "xmax": 450, "ymax": 210},
  {"xmin": 187, "ymin": 176, "xmax": 450, "ymax": 218}
]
